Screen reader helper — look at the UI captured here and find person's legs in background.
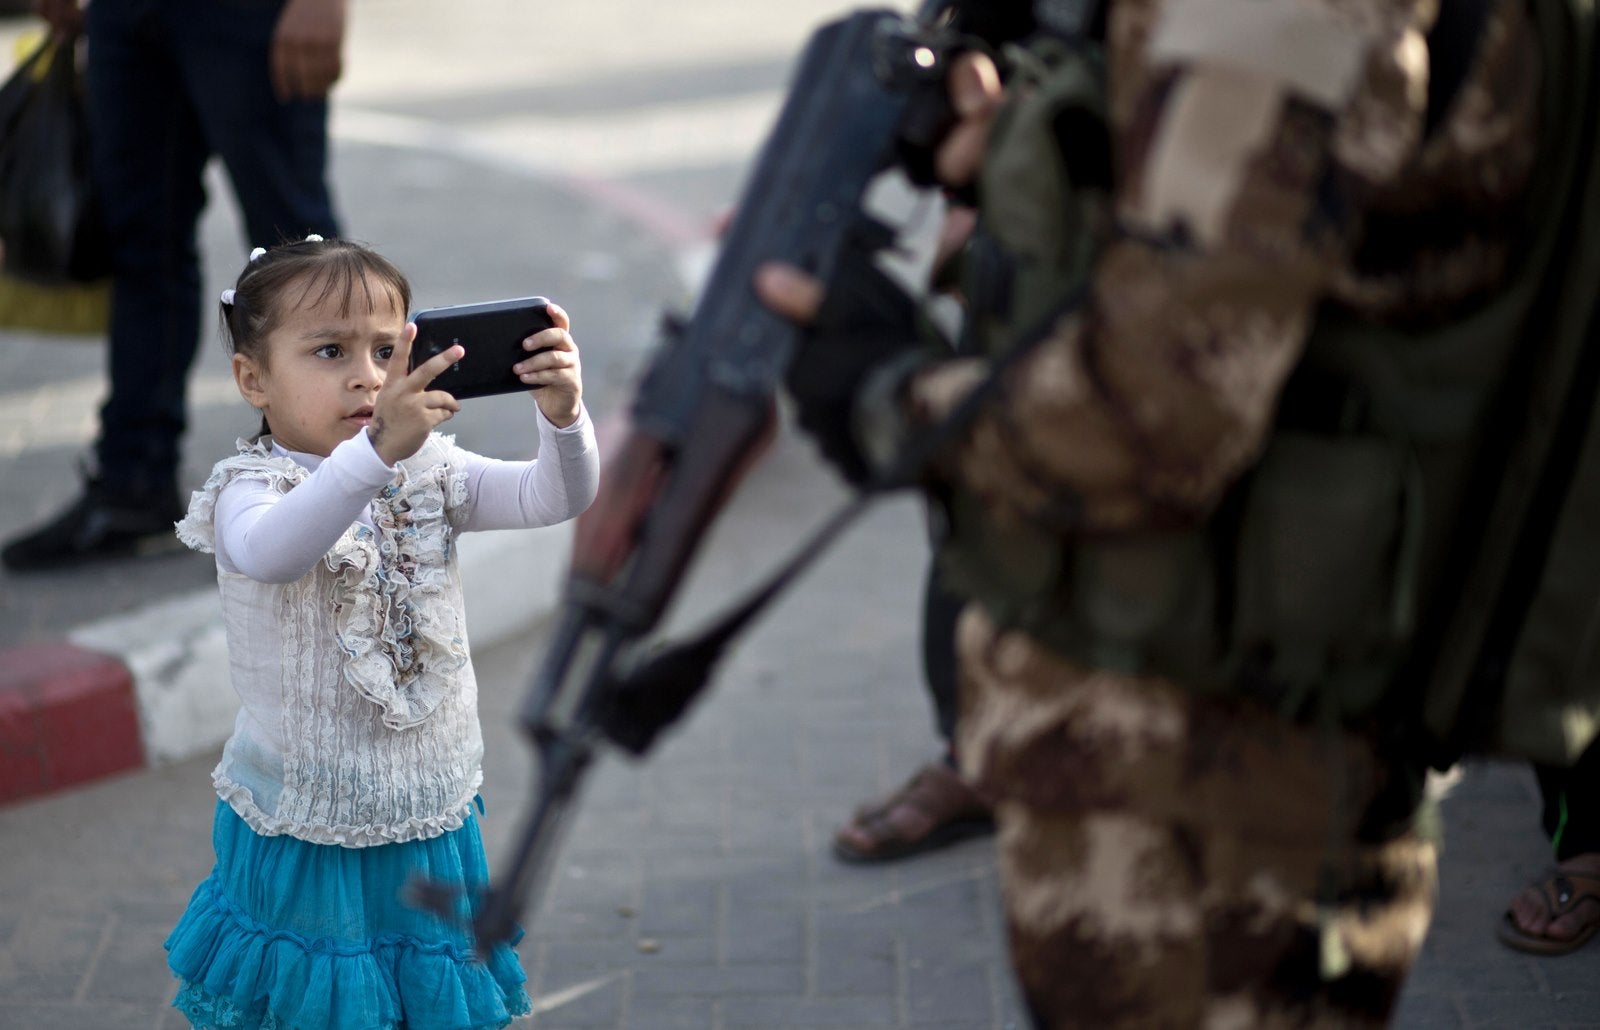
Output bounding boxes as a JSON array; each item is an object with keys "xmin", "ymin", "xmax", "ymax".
[
  {"xmin": 1, "ymin": 0, "xmax": 337, "ymax": 572},
  {"xmin": 2, "ymin": 0, "xmax": 204, "ymax": 570},
  {"xmin": 831, "ymin": 557, "xmax": 994, "ymax": 863},
  {"xmin": 169, "ymin": 0, "xmax": 338, "ymax": 254}
]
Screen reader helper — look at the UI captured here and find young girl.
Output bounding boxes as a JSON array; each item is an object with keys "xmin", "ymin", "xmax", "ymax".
[{"xmin": 164, "ymin": 236, "xmax": 600, "ymax": 1030}]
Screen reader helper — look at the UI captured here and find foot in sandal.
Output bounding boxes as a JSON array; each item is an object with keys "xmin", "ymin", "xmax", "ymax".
[
  {"xmin": 1497, "ymin": 854, "xmax": 1600, "ymax": 955},
  {"xmin": 832, "ymin": 760, "xmax": 993, "ymax": 864}
]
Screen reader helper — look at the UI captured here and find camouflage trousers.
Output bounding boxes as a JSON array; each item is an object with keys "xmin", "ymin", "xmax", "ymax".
[{"xmin": 954, "ymin": 605, "xmax": 1438, "ymax": 1029}]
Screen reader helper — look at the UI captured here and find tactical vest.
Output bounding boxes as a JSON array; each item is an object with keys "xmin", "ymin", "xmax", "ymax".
[{"xmin": 940, "ymin": 0, "xmax": 1600, "ymax": 768}]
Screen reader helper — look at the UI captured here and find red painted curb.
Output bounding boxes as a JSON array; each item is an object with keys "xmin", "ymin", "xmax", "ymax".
[{"xmin": 0, "ymin": 642, "xmax": 145, "ymax": 805}]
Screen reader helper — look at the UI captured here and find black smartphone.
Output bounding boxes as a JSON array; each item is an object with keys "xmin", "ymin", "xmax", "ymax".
[{"xmin": 408, "ymin": 296, "xmax": 556, "ymax": 399}]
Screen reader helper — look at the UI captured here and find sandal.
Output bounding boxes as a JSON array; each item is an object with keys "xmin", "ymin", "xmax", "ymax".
[
  {"xmin": 1496, "ymin": 866, "xmax": 1600, "ymax": 955},
  {"xmin": 832, "ymin": 762, "xmax": 994, "ymax": 864}
]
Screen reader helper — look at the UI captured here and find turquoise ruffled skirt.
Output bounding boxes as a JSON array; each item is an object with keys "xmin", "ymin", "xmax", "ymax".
[{"xmin": 165, "ymin": 798, "xmax": 530, "ymax": 1030}]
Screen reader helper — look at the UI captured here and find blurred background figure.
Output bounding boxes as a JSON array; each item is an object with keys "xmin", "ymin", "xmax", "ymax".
[{"xmin": 3, "ymin": 0, "xmax": 343, "ymax": 571}]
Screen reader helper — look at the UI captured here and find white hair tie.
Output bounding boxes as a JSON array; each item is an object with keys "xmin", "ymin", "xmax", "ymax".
[
  {"xmin": 248, "ymin": 247, "xmax": 266, "ymax": 262},
  {"xmin": 220, "ymin": 289, "xmax": 236, "ymax": 306},
  {"xmin": 304, "ymin": 234, "xmax": 324, "ymax": 243}
]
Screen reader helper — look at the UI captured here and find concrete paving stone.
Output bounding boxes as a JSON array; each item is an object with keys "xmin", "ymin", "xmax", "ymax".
[
  {"xmin": 1389, "ymin": 991, "xmax": 1468, "ymax": 1029},
  {"xmin": 808, "ymin": 863, "xmax": 958, "ymax": 911},
  {"xmin": 546, "ymin": 858, "xmax": 644, "ymax": 908},
  {"xmin": 902, "ymin": 959, "xmax": 993, "ymax": 1025},
  {"xmin": 723, "ymin": 704, "xmax": 814, "ymax": 741},
  {"xmin": 626, "ymin": 827, "xmax": 729, "ymax": 866},
  {"xmin": 724, "ymin": 815, "xmax": 813, "ymax": 856},
  {"xmin": 1545, "ymin": 992, "xmax": 1600, "ymax": 1016},
  {"xmin": 639, "ymin": 877, "xmax": 719, "ymax": 915},
  {"xmin": 821, "ymin": 876, "xmax": 992, "ymax": 938},
  {"xmin": 717, "ymin": 994, "xmax": 899, "ymax": 1029},
  {"xmin": 725, "ymin": 777, "xmax": 868, "ymax": 810},
  {"xmin": 1455, "ymin": 992, "xmax": 1595, "ymax": 1028},
  {"xmin": 78, "ymin": 919, "xmax": 176, "ymax": 1007},
  {"xmin": 637, "ymin": 767, "xmax": 735, "ymax": 804},
  {"xmin": 886, "ymin": 871, "xmax": 989, "ymax": 926},
  {"xmin": 722, "ymin": 907, "xmax": 807, "ymax": 965},
  {"xmin": 635, "ymin": 849, "xmax": 810, "ymax": 883},
  {"xmin": 722, "ymin": 860, "xmax": 819, "ymax": 911},
  {"xmin": 617, "ymin": 995, "xmax": 716, "ymax": 1030},
  {"xmin": 634, "ymin": 904, "xmax": 721, "ymax": 943},
  {"xmin": 0, "ymin": 911, "xmax": 104, "ymax": 1002},
  {"xmin": 1540, "ymin": 954, "xmax": 1600, "ymax": 996},
  {"xmin": 1446, "ymin": 762, "xmax": 1543, "ymax": 805},
  {"xmin": 640, "ymin": 799, "xmax": 726, "ymax": 837},
  {"xmin": 629, "ymin": 961, "xmax": 807, "ymax": 1001},
  {"xmin": 532, "ymin": 978, "xmax": 626, "ymax": 1029},
  {"xmin": 716, "ymin": 752, "xmax": 810, "ymax": 793},
  {"xmin": 803, "ymin": 746, "xmax": 913, "ymax": 790},
  {"xmin": 532, "ymin": 941, "xmax": 636, "ymax": 987},
  {"xmin": 614, "ymin": 937, "xmax": 721, "ymax": 968},
  {"xmin": 573, "ymin": 782, "xmax": 649, "ymax": 817},
  {"xmin": 810, "ymin": 936, "xmax": 897, "ymax": 997},
  {"xmin": 522, "ymin": 907, "xmax": 641, "ymax": 947},
  {"xmin": 1394, "ymin": 955, "xmax": 1544, "ymax": 995},
  {"xmin": 891, "ymin": 839, "xmax": 1000, "ymax": 881},
  {"xmin": 0, "ymin": 1001, "xmax": 169, "ymax": 1030},
  {"xmin": 556, "ymin": 814, "xmax": 654, "ymax": 856}
]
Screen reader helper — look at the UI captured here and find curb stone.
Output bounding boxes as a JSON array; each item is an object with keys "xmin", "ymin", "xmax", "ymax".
[{"xmin": 0, "ymin": 520, "xmax": 575, "ymax": 799}]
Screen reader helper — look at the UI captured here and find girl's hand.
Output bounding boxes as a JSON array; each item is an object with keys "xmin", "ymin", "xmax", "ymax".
[
  {"xmin": 515, "ymin": 303, "xmax": 583, "ymax": 428},
  {"xmin": 369, "ymin": 323, "xmax": 462, "ymax": 466}
]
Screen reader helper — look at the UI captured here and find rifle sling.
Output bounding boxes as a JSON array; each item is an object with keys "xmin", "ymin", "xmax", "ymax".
[{"xmin": 601, "ymin": 283, "xmax": 1091, "ymax": 756}]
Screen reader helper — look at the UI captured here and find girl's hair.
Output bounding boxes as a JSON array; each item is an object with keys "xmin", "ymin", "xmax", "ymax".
[
  {"xmin": 219, "ymin": 237, "xmax": 411, "ymax": 438},
  {"xmin": 220, "ymin": 236, "xmax": 412, "ymax": 364}
]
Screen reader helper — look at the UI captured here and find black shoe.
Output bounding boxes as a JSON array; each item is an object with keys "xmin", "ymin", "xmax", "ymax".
[{"xmin": 1, "ymin": 481, "xmax": 186, "ymax": 572}]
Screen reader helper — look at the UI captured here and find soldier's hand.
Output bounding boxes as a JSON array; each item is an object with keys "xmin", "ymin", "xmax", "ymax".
[
  {"xmin": 755, "ymin": 52, "xmax": 1004, "ymax": 320},
  {"xmin": 935, "ymin": 52, "xmax": 1004, "ymax": 188}
]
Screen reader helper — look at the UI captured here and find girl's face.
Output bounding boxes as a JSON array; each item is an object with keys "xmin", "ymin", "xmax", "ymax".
[{"xmin": 232, "ymin": 271, "xmax": 408, "ymax": 458}]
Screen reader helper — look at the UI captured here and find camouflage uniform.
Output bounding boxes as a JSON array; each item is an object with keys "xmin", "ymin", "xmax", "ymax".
[{"xmin": 916, "ymin": 0, "xmax": 1543, "ymax": 1023}]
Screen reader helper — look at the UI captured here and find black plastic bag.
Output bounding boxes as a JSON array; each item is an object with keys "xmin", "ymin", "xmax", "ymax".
[{"xmin": 0, "ymin": 37, "xmax": 111, "ymax": 285}]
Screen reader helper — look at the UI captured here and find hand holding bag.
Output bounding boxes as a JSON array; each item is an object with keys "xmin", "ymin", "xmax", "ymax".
[{"xmin": 0, "ymin": 34, "xmax": 110, "ymax": 333}]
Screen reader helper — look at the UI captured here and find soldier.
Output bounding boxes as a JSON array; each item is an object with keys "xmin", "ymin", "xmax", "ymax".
[{"xmin": 759, "ymin": 0, "xmax": 1594, "ymax": 1024}]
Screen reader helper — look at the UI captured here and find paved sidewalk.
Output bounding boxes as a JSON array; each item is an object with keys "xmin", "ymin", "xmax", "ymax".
[{"xmin": 1, "ymin": 427, "xmax": 1597, "ymax": 1029}]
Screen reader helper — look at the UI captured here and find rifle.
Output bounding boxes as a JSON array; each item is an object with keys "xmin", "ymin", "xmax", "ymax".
[{"xmin": 417, "ymin": 2, "xmax": 1024, "ymax": 954}]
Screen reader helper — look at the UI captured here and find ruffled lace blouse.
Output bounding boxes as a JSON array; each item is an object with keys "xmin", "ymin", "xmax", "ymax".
[{"xmin": 177, "ymin": 413, "xmax": 598, "ymax": 847}]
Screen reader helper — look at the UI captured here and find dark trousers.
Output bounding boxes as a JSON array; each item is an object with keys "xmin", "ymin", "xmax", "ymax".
[
  {"xmin": 85, "ymin": 0, "xmax": 339, "ymax": 496},
  {"xmin": 922, "ymin": 557, "xmax": 964, "ymax": 747},
  {"xmin": 1535, "ymin": 735, "xmax": 1600, "ymax": 861}
]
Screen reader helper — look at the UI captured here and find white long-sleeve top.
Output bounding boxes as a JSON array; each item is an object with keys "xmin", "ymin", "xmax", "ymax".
[{"xmin": 177, "ymin": 408, "xmax": 599, "ymax": 847}]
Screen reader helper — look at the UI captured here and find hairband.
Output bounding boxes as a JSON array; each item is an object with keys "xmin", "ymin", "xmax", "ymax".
[{"xmin": 227, "ymin": 235, "xmax": 327, "ymax": 305}]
